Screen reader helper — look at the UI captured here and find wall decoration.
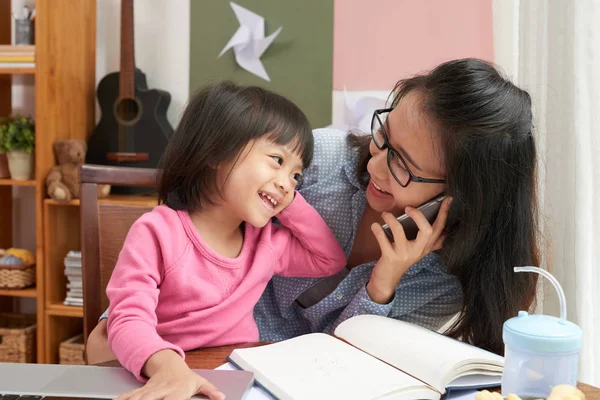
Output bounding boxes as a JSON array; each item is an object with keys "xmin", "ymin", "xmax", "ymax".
[{"xmin": 190, "ymin": 0, "xmax": 334, "ymax": 128}]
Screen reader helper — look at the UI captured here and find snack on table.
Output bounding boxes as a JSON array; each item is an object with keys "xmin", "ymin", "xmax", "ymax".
[
  {"xmin": 547, "ymin": 385, "xmax": 585, "ymax": 400},
  {"xmin": 475, "ymin": 390, "xmax": 504, "ymax": 400},
  {"xmin": 476, "ymin": 384, "xmax": 585, "ymax": 400}
]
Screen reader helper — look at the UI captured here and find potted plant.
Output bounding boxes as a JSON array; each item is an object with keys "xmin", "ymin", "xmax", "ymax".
[
  {"xmin": 0, "ymin": 115, "xmax": 35, "ymax": 180},
  {"xmin": 0, "ymin": 118, "xmax": 9, "ymax": 178}
]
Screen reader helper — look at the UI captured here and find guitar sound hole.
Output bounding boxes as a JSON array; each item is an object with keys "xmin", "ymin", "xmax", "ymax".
[{"xmin": 115, "ymin": 97, "xmax": 142, "ymax": 125}]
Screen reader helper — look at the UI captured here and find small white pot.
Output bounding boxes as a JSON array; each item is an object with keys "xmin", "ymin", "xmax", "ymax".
[
  {"xmin": 7, "ymin": 150, "xmax": 34, "ymax": 180},
  {"xmin": 0, "ymin": 153, "xmax": 10, "ymax": 178}
]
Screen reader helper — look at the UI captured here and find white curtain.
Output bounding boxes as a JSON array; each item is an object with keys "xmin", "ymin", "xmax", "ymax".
[{"xmin": 494, "ymin": 0, "xmax": 600, "ymax": 386}]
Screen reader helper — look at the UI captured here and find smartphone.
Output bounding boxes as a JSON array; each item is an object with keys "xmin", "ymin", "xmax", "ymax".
[{"xmin": 381, "ymin": 194, "xmax": 446, "ymax": 242}]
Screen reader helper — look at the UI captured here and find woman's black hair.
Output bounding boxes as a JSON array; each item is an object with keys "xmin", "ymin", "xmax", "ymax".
[
  {"xmin": 157, "ymin": 81, "xmax": 313, "ymax": 212},
  {"xmin": 350, "ymin": 58, "xmax": 540, "ymax": 355}
]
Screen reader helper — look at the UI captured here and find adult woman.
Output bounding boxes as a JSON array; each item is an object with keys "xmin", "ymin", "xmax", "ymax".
[{"xmin": 86, "ymin": 58, "xmax": 539, "ymax": 364}]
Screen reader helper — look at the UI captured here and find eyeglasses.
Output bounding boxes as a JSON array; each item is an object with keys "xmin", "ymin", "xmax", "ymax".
[{"xmin": 371, "ymin": 108, "xmax": 446, "ymax": 188}]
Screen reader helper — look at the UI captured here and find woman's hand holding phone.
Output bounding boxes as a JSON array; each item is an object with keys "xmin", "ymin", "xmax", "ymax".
[{"xmin": 366, "ymin": 196, "xmax": 453, "ymax": 304}]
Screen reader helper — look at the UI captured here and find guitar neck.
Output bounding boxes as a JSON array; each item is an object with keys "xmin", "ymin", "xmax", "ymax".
[{"xmin": 119, "ymin": 0, "xmax": 135, "ymax": 99}]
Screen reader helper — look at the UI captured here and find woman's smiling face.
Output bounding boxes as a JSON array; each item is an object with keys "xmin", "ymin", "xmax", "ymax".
[{"xmin": 366, "ymin": 91, "xmax": 447, "ymax": 216}]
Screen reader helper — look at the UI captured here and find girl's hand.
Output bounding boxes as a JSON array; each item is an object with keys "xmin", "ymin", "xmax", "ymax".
[
  {"xmin": 366, "ymin": 196, "xmax": 453, "ymax": 304},
  {"xmin": 117, "ymin": 350, "xmax": 225, "ymax": 400}
]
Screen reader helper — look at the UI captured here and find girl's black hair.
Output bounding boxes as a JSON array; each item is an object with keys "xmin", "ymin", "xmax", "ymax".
[
  {"xmin": 350, "ymin": 58, "xmax": 540, "ymax": 355},
  {"xmin": 157, "ymin": 81, "xmax": 313, "ymax": 212}
]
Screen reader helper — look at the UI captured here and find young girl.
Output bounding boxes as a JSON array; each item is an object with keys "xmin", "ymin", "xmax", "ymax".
[{"xmin": 106, "ymin": 82, "xmax": 347, "ymax": 400}]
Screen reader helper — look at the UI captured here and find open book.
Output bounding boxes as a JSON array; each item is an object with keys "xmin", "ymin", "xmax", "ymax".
[{"xmin": 227, "ymin": 315, "xmax": 504, "ymax": 400}]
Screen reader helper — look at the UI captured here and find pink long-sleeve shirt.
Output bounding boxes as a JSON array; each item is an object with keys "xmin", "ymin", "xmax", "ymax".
[{"xmin": 106, "ymin": 192, "xmax": 346, "ymax": 380}]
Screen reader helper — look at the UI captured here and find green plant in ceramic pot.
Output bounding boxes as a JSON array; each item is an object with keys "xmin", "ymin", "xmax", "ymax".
[
  {"xmin": 0, "ymin": 115, "xmax": 35, "ymax": 180},
  {"xmin": 0, "ymin": 118, "xmax": 10, "ymax": 178}
]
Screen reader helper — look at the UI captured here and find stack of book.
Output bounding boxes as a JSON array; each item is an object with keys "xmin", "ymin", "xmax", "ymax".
[
  {"xmin": 63, "ymin": 251, "xmax": 83, "ymax": 307},
  {"xmin": 0, "ymin": 45, "xmax": 35, "ymax": 69}
]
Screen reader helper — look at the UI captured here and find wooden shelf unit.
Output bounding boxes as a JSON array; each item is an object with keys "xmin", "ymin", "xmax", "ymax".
[
  {"xmin": 46, "ymin": 303, "xmax": 84, "ymax": 318},
  {"xmin": 0, "ymin": 287, "xmax": 37, "ymax": 297},
  {"xmin": 0, "ymin": 179, "xmax": 36, "ymax": 186},
  {"xmin": 43, "ymin": 193, "xmax": 158, "ymax": 363},
  {"xmin": 0, "ymin": 66, "xmax": 35, "ymax": 74},
  {"xmin": 44, "ymin": 194, "xmax": 158, "ymax": 207},
  {"xmin": 0, "ymin": 0, "xmax": 97, "ymax": 363}
]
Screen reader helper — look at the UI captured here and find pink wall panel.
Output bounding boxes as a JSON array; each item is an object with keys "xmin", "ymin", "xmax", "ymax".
[{"xmin": 333, "ymin": 0, "xmax": 494, "ymax": 90}]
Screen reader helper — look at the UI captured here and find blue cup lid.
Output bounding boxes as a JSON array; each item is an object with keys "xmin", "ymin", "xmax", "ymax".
[{"xmin": 503, "ymin": 311, "xmax": 583, "ymax": 353}]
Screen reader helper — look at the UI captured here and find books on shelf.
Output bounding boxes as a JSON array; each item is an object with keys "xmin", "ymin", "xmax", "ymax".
[
  {"xmin": 227, "ymin": 315, "xmax": 504, "ymax": 400},
  {"xmin": 0, "ymin": 45, "xmax": 35, "ymax": 63},
  {"xmin": 0, "ymin": 62, "xmax": 34, "ymax": 69},
  {"xmin": 0, "ymin": 45, "xmax": 35, "ymax": 68},
  {"xmin": 63, "ymin": 250, "xmax": 82, "ymax": 307}
]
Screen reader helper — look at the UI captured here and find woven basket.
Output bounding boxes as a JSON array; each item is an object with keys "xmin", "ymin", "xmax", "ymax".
[
  {"xmin": 59, "ymin": 333, "xmax": 85, "ymax": 365},
  {"xmin": 0, "ymin": 264, "xmax": 36, "ymax": 289},
  {"xmin": 0, "ymin": 313, "xmax": 36, "ymax": 363}
]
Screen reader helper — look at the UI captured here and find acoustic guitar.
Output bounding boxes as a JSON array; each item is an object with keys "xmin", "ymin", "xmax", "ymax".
[{"xmin": 86, "ymin": 0, "xmax": 173, "ymax": 194}]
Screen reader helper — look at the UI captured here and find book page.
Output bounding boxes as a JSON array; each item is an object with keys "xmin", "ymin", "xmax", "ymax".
[
  {"xmin": 334, "ymin": 315, "xmax": 504, "ymax": 393},
  {"xmin": 229, "ymin": 333, "xmax": 438, "ymax": 400}
]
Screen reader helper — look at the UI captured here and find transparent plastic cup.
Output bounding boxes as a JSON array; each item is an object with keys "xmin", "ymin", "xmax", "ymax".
[{"xmin": 501, "ymin": 267, "xmax": 583, "ymax": 399}]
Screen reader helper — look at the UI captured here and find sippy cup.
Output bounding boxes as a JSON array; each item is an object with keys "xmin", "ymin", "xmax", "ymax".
[{"xmin": 501, "ymin": 266, "xmax": 583, "ymax": 398}]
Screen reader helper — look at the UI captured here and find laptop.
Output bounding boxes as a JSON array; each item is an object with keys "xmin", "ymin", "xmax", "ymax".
[{"xmin": 0, "ymin": 363, "xmax": 254, "ymax": 400}]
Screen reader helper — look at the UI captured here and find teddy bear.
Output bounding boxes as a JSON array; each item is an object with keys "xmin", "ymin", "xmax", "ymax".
[{"xmin": 46, "ymin": 139, "xmax": 111, "ymax": 202}]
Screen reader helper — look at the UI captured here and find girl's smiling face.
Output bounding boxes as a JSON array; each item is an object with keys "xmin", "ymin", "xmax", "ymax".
[{"xmin": 217, "ymin": 137, "xmax": 304, "ymax": 227}]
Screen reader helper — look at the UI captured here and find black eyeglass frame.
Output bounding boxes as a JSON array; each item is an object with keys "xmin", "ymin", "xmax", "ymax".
[{"xmin": 371, "ymin": 108, "xmax": 447, "ymax": 188}]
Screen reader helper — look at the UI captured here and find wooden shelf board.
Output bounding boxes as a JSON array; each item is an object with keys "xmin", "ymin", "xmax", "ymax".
[
  {"xmin": 0, "ymin": 286, "xmax": 36, "ymax": 297},
  {"xmin": 45, "ymin": 194, "xmax": 158, "ymax": 207},
  {"xmin": 0, "ymin": 179, "xmax": 36, "ymax": 186},
  {"xmin": 46, "ymin": 302, "xmax": 83, "ymax": 318},
  {"xmin": 0, "ymin": 67, "xmax": 35, "ymax": 74}
]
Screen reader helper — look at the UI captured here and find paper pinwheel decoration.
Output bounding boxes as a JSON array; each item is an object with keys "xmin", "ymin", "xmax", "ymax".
[{"xmin": 218, "ymin": 2, "xmax": 283, "ymax": 82}]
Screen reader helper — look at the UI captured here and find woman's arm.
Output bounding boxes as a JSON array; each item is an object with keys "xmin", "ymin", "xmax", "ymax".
[
  {"xmin": 271, "ymin": 191, "xmax": 347, "ymax": 277},
  {"xmin": 290, "ymin": 251, "xmax": 462, "ymax": 336},
  {"xmin": 366, "ymin": 198, "xmax": 453, "ymax": 303},
  {"xmin": 330, "ymin": 269, "xmax": 462, "ymax": 333}
]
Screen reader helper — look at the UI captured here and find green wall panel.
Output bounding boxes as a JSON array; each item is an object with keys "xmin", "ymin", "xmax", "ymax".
[{"xmin": 190, "ymin": 0, "xmax": 333, "ymax": 128}]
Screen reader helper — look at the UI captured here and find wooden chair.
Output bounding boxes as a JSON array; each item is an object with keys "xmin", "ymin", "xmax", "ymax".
[{"xmin": 80, "ymin": 164, "xmax": 158, "ymax": 342}]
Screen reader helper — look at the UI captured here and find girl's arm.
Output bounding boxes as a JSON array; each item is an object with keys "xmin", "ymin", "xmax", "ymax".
[
  {"xmin": 118, "ymin": 349, "xmax": 224, "ymax": 400},
  {"xmin": 271, "ymin": 191, "xmax": 347, "ymax": 277},
  {"xmin": 107, "ymin": 218, "xmax": 225, "ymax": 400},
  {"xmin": 106, "ymin": 218, "xmax": 184, "ymax": 380}
]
